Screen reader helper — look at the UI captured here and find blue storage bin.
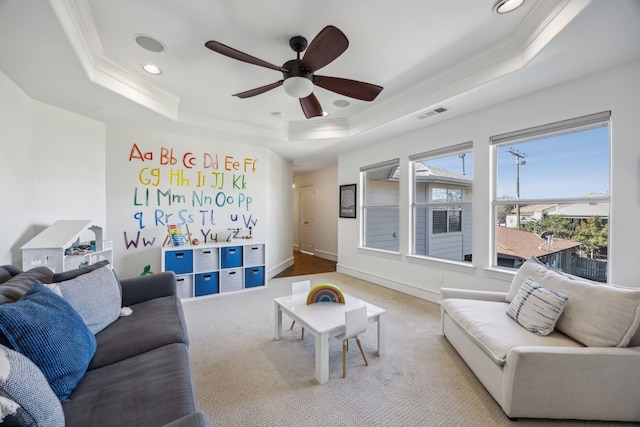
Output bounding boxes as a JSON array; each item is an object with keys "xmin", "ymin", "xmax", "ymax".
[
  {"xmin": 195, "ymin": 272, "xmax": 219, "ymax": 296},
  {"xmin": 244, "ymin": 266, "xmax": 265, "ymax": 288},
  {"xmin": 164, "ymin": 250, "xmax": 193, "ymax": 274},
  {"xmin": 220, "ymin": 246, "xmax": 243, "ymax": 268}
]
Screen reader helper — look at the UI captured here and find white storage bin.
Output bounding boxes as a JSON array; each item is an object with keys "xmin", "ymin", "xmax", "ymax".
[
  {"xmin": 193, "ymin": 247, "xmax": 219, "ymax": 272},
  {"xmin": 175, "ymin": 275, "xmax": 194, "ymax": 299},
  {"xmin": 243, "ymin": 244, "xmax": 264, "ymax": 267},
  {"xmin": 219, "ymin": 268, "xmax": 243, "ymax": 293}
]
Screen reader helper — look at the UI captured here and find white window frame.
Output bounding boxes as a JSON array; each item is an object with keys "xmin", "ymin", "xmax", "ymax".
[
  {"xmin": 360, "ymin": 159, "xmax": 400, "ymax": 253},
  {"xmin": 490, "ymin": 111, "xmax": 611, "ymax": 277},
  {"xmin": 410, "ymin": 142, "xmax": 473, "ymax": 262}
]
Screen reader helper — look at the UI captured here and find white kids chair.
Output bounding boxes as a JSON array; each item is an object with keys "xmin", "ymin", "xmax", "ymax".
[{"xmin": 334, "ymin": 305, "xmax": 369, "ymax": 378}]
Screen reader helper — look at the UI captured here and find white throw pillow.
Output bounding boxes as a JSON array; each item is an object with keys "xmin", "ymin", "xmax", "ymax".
[
  {"xmin": 507, "ymin": 277, "xmax": 568, "ymax": 336},
  {"xmin": 54, "ymin": 265, "xmax": 121, "ymax": 334}
]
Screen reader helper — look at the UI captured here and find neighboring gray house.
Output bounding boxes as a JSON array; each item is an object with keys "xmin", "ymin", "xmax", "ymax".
[
  {"xmin": 365, "ymin": 163, "xmax": 472, "ymax": 260},
  {"xmin": 413, "ymin": 164, "xmax": 472, "ymax": 261}
]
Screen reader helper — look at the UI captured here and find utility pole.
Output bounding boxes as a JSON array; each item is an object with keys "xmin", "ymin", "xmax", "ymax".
[
  {"xmin": 508, "ymin": 149, "xmax": 527, "ymax": 228},
  {"xmin": 459, "ymin": 153, "xmax": 466, "ymax": 175}
]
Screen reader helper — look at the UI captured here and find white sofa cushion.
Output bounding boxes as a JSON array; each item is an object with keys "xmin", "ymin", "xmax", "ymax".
[
  {"xmin": 505, "ymin": 257, "xmax": 592, "ymax": 303},
  {"xmin": 507, "ymin": 277, "xmax": 568, "ymax": 336},
  {"xmin": 506, "ymin": 257, "xmax": 640, "ymax": 347},
  {"xmin": 441, "ymin": 299, "xmax": 581, "ymax": 364}
]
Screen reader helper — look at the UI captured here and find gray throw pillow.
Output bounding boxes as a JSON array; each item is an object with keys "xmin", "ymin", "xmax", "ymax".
[
  {"xmin": 54, "ymin": 265, "xmax": 122, "ymax": 334},
  {"xmin": 0, "ymin": 267, "xmax": 55, "ymax": 304},
  {"xmin": 0, "ymin": 344, "xmax": 64, "ymax": 426}
]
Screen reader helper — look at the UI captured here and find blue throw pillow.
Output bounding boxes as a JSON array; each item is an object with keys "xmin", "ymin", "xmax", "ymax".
[{"xmin": 0, "ymin": 281, "xmax": 96, "ymax": 401}]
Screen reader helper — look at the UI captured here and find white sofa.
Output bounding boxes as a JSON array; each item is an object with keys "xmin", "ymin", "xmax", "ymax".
[{"xmin": 440, "ymin": 257, "xmax": 640, "ymax": 422}]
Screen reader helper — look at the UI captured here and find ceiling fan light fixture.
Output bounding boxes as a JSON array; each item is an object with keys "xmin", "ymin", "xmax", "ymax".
[
  {"xmin": 283, "ymin": 77, "xmax": 313, "ymax": 98},
  {"xmin": 494, "ymin": 0, "xmax": 525, "ymax": 14}
]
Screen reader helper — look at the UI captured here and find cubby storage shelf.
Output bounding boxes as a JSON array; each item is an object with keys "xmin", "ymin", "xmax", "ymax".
[{"xmin": 161, "ymin": 241, "xmax": 265, "ymax": 299}]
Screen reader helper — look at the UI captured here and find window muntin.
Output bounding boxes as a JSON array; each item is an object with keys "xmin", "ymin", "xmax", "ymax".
[
  {"xmin": 411, "ymin": 143, "xmax": 473, "ymax": 262},
  {"xmin": 492, "ymin": 112, "xmax": 610, "ymax": 282},
  {"xmin": 361, "ymin": 160, "xmax": 399, "ymax": 252}
]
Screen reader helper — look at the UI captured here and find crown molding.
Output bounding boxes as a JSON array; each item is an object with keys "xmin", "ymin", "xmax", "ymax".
[
  {"xmin": 346, "ymin": 0, "xmax": 591, "ymax": 135},
  {"xmin": 49, "ymin": 0, "xmax": 181, "ymax": 121},
  {"xmin": 48, "ymin": 0, "xmax": 590, "ymax": 142}
]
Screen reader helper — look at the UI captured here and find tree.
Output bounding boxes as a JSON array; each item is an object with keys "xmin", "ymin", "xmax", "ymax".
[
  {"xmin": 520, "ymin": 214, "xmax": 575, "ymax": 239},
  {"xmin": 574, "ymin": 216, "xmax": 608, "ymax": 258}
]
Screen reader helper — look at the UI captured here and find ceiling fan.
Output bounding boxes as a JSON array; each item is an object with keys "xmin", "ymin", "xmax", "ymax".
[{"xmin": 205, "ymin": 25, "xmax": 383, "ymax": 119}]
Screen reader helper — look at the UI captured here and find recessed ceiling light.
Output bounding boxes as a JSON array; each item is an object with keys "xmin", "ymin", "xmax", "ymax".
[
  {"xmin": 142, "ymin": 64, "xmax": 161, "ymax": 75},
  {"xmin": 322, "ymin": 111, "xmax": 329, "ymax": 117},
  {"xmin": 134, "ymin": 34, "xmax": 166, "ymax": 53},
  {"xmin": 494, "ymin": 0, "xmax": 525, "ymax": 14},
  {"xmin": 333, "ymin": 99, "xmax": 350, "ymax": 108}
]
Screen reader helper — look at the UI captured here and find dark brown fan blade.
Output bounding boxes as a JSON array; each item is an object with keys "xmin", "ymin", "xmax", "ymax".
[
  {"xmin": 232, "ymin": 81, "xmax": 283, "ymax": 98},
  {"xmin": 313, "ymin": 75, "xmax": 383, "ymax": 101},
  {"xmin": 300, "ymin": 26, "xmax": 349, "ymax": 73},
  {"xmin": 300, "ymin": 93, "xmax": 323, "ymax": 119},
  {"xmin": 205, "ymin": 41, "xmax": 288, "ymax": 72}
]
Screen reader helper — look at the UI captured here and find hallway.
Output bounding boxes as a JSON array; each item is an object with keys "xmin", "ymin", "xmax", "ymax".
[{"xmin": 274, "ymin": 251, "xmax": 336, "ymax": 278}]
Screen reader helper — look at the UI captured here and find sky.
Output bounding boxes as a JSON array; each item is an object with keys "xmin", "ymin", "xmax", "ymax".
[
  {"xmin": 419, "ymin": 125, "xmax": 609, "ymax": 200},
  {"xmin": 495, "ymin": 126, "xmax": 609, "ymax": 199}
]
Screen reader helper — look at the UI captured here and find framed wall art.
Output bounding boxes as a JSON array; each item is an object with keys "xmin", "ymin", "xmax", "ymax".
[{"xmin": 339, "ymin": 184, "xmax": 357, "ymax": 218}]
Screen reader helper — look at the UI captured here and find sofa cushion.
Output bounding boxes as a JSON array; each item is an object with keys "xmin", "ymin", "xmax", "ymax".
[
  {"xmin": 507, "ymin": 277, "xmax": 568, "ymax": 336},
  {"xmin": 63, "ymin": 343, "xmax": 197, "ymax": 427},
  {"xmin": 0, "ymin": 344, "xmax": 64, "ymax": 426},
  {"xmin": 506, "ymin": 257, "xmax": 640, "ymax": 347},
  {"xmin": 0, "ymin": 266, "xmax": 19, "ymax": 285},
  {"xmin": 89, "ymin": 295, "xmax": 189, "ymax": 370},
  {"xmin": 51, "ymin": 259, "xmax": 110, "ymax": 282},
  {"xmin": 506, "ymin": 257, "xmax": 591, "ymax": 303},
  {"xmin": 51, "ymin": 265, "xmax": 121, "ymax": 334},
  {"xmin": 0, "ymin": 281, "xmax": 96, "ymax": 401},
  {"xmin": 441, "ymin": 298, "xmax": 581, "ymax": 364},
  {"xmin": 0, "ymin": 267, "xmax": 54, "ymax": 304}
]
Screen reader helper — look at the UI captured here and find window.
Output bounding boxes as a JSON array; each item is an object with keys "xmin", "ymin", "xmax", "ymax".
[
  {"xmin": 492, "ymin": 111, "xmax": 610, "ymax": 282},
  {"xmin": 410, "ymin": 143, "xmax": 473, "ymax": 261},
  {"xmin": 361, "ymin": 159, "xmax": 400, "ymax": 252}
]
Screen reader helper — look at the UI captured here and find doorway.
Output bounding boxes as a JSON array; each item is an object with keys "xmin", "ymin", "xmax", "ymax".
[{"xmin": 299, "ymin": 185, "xmax": 314, "ymax": 254}]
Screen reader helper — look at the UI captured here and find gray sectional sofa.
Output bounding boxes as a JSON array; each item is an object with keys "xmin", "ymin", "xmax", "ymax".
[
  {"xmin": 0, "ymin": 261, "xmax": 211, "ymax": 427},
  {"xmin": 440, "ymin": 257, "xmax": 640, "ymax": 422}
]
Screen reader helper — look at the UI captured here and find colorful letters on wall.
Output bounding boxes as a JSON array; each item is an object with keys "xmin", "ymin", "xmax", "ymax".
[{"xmin": 122, "ymin": 143, "xmax": 261, "ymax": 250}]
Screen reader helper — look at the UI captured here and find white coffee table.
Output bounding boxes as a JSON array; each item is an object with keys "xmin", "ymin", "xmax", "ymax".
[{"xmin": 274, "ymin": 292, "xmax": 386, "ymax": 384}]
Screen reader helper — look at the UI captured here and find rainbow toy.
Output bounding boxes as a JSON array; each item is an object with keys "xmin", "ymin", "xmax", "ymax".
[{"xmin": 306, "ymin": 283, "xmax": 345, "ymax": 305}]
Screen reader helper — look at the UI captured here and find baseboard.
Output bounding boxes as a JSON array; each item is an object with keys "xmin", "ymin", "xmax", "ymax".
[
  {"xmin": 267, "ymin": 256, "xmax": 294, "ymax": 279},
  {"xmin": 336, "ymin": 264, "xmax": 440, "ymax": 304},
  {"xmin": 290, "ymin": 246, "xmax": 337, "ymax": 262},
  {"xmin": 311, "ymin": 249, "xmax": 337, "ymax": 262}
]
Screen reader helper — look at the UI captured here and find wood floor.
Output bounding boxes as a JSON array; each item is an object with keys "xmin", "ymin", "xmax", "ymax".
[{"xmin": 274, "ymin": 251, "xmax": 336, "ymax": 278}]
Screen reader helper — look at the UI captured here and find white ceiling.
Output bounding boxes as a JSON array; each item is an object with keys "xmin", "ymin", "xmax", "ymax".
[{"xmin": 1, "ymin": 0, "xmax": 639, "ymax": 174}]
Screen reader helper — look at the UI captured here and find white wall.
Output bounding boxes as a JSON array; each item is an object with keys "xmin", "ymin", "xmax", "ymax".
[
  {"xmin": 0, "ymin": 70, "xmax": 106, "ymax": 267},
  {"xmin": 293, "ymin": 166, "xmax": 338, "ymax": 261},
  {"xmin": 338, "ymin": 59, "xmax": 640, "ymax": 301},
  {"xmin": 105, "ymin": 125, "xmax": 293, "ymax": 278},
  {"xmin": 0, "ymin": 70, "xmax": 293, "ymax": 279},
  {"xmin": 266, "ymin": 150, "xmax": 294, "ymax": 274},
  {"xmin": 0, "ymin": 71, "xmax": 33, "ymax": 265}
]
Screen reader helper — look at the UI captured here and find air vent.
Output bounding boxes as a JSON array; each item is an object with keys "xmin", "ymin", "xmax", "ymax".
[{"xmin": 416, "ymin": 107, "xmax": 447, "ymax": 120}]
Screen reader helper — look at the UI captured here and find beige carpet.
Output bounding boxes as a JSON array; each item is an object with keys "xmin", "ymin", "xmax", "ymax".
[{"xmin": 182, "ymin": 272, "xmax": 628, "ymax": 427}]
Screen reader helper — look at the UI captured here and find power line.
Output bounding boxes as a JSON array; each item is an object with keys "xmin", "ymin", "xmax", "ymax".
[{"xmin": 508, "ymin": 149, "xmax": 527, "ymax": 228}]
